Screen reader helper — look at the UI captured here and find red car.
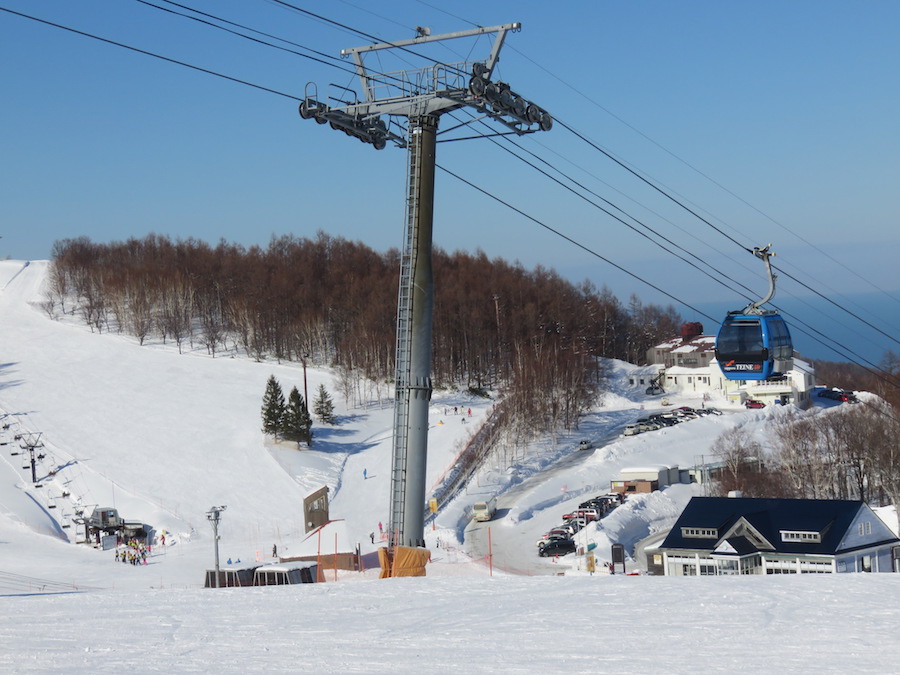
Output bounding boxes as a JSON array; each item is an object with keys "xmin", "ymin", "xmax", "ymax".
[{"xmin": 745, "ymin": 399, "xmax": 766, "ymax": 409}]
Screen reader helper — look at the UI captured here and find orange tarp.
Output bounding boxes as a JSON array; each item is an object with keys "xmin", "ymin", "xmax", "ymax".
[{"xmin": 377, "ymin": 546, "xmax": 431, "ymax": 578}]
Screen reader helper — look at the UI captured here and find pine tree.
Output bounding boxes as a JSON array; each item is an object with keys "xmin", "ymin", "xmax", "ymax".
[
  {"xmin": 261, "ymin": 375, "xmax": 286, "ymax": 437},
  {"xmin": 313, "ymin": 383, "xmax": 336, "ymax": 424},
  {"xmin": 284, "ymin": 386, "xmax": 313, "ymax": 445}
]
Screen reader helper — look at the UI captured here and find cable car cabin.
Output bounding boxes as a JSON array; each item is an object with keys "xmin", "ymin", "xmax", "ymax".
[{"xmin": 715, "ymin": 312, "xmax": 792, "ymax": 381}]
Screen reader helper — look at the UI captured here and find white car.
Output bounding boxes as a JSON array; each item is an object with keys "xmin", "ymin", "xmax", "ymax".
[{"xmin": 623, "ymin": 424, "xmax": 640, "ymax": 436}]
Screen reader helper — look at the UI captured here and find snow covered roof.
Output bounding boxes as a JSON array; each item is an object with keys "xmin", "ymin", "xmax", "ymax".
[
  {"xmin": 652, "ymin": 335, "xmax": 716, "ymax": 353},
  {"xmin": 255, "ymin": 562, "xmax": 316, "ymax": 572},
  {"xmin": 289, "ymin": 519, "xmax": 355, "ymax": 557},
  {"xmin": 620, "ymin": 466, "xmax": 672, "ymax": 474},
  {"xmin": 630, "ymin": 364, "xmax": 665, "ymax": 375}
]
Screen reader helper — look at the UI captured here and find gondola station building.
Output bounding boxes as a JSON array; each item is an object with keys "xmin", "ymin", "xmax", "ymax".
[
  {"xmin": 656, "ymin": 497, "xmax": 900, "ymax": 576},
  {"xmin": 641, "ymin": 323, "xmax": 816, "ymax": 407}
]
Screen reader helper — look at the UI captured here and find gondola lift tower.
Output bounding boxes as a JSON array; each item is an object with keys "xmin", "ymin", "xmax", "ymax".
[{"xmin": 300, "ymin": 22, "xmax": 551, "ymax": 548}]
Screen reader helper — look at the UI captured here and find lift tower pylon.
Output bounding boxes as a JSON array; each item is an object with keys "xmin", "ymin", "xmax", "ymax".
[{"xmin": 300, "ymin": 22, "xmax": 551, "ymax": 548}]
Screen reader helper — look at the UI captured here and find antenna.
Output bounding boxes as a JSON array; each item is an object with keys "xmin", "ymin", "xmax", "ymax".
[{"xmin": 300, "ymin": 23, "xmax": 551, "ymax": 549}]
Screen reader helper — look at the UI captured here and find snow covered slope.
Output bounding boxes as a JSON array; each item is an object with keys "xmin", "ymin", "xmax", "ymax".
[{"xmin": 2, "ymin": 260, "xmax": 900, "ymax": 672}]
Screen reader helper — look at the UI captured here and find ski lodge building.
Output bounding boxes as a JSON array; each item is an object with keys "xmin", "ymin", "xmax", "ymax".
[
  {"xmin": 652, "ymin": 496, "xmax": 900, "ymax": 575},
  {"xmin": 635, "ymin": 323, "xmax": 816, "ymax": 407}
]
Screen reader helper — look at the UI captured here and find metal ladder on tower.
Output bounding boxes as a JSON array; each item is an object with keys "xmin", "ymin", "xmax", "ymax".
[{"xmin": 388, "ymin": 127, "xmax": 421, "ymax": 543}]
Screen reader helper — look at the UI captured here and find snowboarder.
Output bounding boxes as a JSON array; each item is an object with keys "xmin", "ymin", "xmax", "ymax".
[
  {"xmin": 378, "ymin": 521, "xmax": 383, "ymax": 534},
  {"xmin": 363, "ymin": 468, "xmax": 367, "ymax": 480},
  {"xmin": 272, "ymin": 544, "xmax": 277, "ymax": 558},
  {"xmin": 370, "ymin": 532, "xmax": 375, "ymax": 544},
  {"xmin": 467, "ymin": 408, "xmax": 472, "ymax": 416}
]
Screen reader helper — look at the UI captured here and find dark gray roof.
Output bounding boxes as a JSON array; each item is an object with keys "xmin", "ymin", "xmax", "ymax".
[{"xmin": 661, "ymin": 497, "xmax": 897, "ymax": 556}]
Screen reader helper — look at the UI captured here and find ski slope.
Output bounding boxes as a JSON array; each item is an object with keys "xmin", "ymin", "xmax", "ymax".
[{"xmin": 2, "ymin": 259, "xmax": 899, "ymax": 673}]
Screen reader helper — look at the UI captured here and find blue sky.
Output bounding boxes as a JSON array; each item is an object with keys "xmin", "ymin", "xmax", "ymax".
[{"xmin": 1, "ymin": 1, "xmax": 898, "ymax": 364}]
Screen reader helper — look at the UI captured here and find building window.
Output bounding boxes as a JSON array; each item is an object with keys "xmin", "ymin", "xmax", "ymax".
[
  {"xmin": 781, "ymin": 530, "xmax": 822, "ymax": 543},
  {"xmin": 858, "ymin": 521, "xmax": 872, "ymax": 536},
  {"xmin": 682, "ymin": 527, "xmax": 718, "ymax": 538}
]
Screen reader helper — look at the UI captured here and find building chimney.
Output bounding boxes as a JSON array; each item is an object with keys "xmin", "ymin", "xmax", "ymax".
[{"xmin": 680, "ymin": 322, "xmax": 703, "ymax": 341}]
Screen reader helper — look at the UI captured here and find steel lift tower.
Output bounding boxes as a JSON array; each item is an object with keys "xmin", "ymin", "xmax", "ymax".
[{"xmin": 300, "ymin": 23, "xmax": 551, "ymax": 548}]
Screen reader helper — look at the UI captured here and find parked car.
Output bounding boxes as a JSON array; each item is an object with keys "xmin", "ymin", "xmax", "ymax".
[
  {"xmin": 623, "ymin": 424, "xmax": 640, "ymax": 436},
  {"xmin": 648, "ymin": 414, "xmax": 677, "ymax": 427},
  {"xmin": 705, "ymin": 407, "xmax": 723, "ymax": 416},
  {"xmin": 637, "ymin": 420, "xmax": 661, "ymax": 433},
  {"xmin": 745, "ymin": 399, "xmax": 766, "ymax": 409},
  {"xmin": 536, "ymin": 533, "xmax": 569, "ymax": 547},
  {"xmin": 819, "ymin": 388, "xmax": 857, "ymax": 403},
  {"xmin": 577, "ymin": 439, "xmax": 594, "ymax": 451},
  {"xmin": 538, "ymin": 539, "xmax": 576, "ymax": 557}
]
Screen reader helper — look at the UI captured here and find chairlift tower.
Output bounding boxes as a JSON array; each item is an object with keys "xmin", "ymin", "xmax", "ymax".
[{"xmin": 300, "ymin": 23, "xmax": 551, "ymax": 548}]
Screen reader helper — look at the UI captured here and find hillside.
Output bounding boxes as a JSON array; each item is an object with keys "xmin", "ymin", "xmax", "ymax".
[{"xmin": 2, "ymin": 259, "xmax": 900, "ymax": 672}]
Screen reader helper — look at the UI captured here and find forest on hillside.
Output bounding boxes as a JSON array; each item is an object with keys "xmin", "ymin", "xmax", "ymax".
[{"xmin": 44, "ymin": 233, "xmax": 683, "ymax": 436}]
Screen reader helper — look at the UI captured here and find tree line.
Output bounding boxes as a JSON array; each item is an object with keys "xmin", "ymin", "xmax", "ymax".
[
  {"xmin": 46, "ymin": 233, "xmax": 683, "ymax": 435},
  {"xmin": 711, "ymin": 398, "xmax": 900, "ymax": 508}
]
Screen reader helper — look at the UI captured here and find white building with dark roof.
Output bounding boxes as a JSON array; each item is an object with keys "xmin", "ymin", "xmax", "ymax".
[
  {"xmin": 658, "ymin": 496, "xmax": 900, "ymax": 575},
  {"xmin": 641, "ymin": 324, "xmax": 815, "ymax": 407}
]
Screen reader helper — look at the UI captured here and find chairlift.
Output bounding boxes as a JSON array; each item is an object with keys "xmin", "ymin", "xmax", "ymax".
[{"xmin": 715, "ymin": 245, "xmax": 793, "ymax": 381}]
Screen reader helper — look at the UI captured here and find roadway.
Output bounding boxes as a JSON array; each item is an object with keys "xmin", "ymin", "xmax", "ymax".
[{"xmin": 462, "ymin": 413, "xmax": 635, "ymax": 575}]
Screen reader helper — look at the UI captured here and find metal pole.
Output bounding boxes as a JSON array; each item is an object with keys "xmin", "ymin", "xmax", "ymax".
[
  {"xmin": 212, "ymin": 517, "xmax": 220, "ymax": 588},
  {"xmin": 390, "ymin": 114, "xmax": 437, "ymax": 548},
  {"xmin": 301, "ymin": 353, "xmax": 309, "ymax": 408},
  {"xmin": 206, "ymin": 506, "xmax": 226, "ymax": 588},
  {"xmin": 488, "ymin": 527, "xmax": 493, "ymax": 577}
]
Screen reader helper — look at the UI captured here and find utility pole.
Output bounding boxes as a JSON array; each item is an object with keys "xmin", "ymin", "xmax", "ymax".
[
  {"xmin": 206, "ymin": 505, "xmax": 226, "ymax": 588},
  {"xmin": 300, "ymin": 23, "xmax": 551, "ymax": 548}
]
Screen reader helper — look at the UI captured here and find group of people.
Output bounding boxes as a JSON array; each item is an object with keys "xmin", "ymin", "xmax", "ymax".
[
  {"xmin": 114, "ymin": 538, "xmax": 150, "ymax": 566},
  {"xmin": 444, "ymin": 407, "xmax": 473, "ymax": 416}
]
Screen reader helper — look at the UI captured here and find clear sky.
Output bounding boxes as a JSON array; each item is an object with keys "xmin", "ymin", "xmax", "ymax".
[{"xmin": 1, "ymin": 1, "xmax": 898, "ymax": 365}]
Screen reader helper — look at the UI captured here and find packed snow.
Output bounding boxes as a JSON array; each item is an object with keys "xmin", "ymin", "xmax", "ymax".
[{"xmin": 1, "ymin": 259, "xmax": 899, "ymax": 672}]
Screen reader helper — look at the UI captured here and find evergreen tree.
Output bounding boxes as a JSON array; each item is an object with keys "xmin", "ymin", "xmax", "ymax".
[
  {"xmin": 261, "ymin": 375, "xmax": 286, "ymax": 437},
  {"xmin": 284, "ymin": 386, "xmax": 313, "ymax": 445},
  {"xmin": 313, "ymin": 383, "xmax": 336, "ymax": 424}
]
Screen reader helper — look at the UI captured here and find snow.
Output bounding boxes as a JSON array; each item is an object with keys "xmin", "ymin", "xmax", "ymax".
[{"xmin": 2, "ymin": 259, "xmax": 900, "ymax": 672}]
